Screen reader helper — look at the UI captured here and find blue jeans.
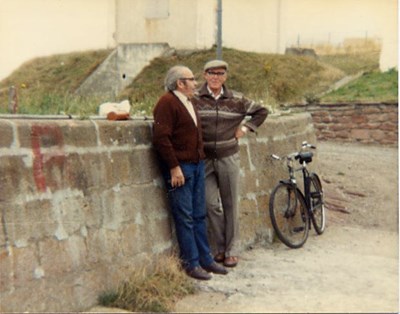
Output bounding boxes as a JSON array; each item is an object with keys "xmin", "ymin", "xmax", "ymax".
[{"xmin": 163, "ymin": 161, "xmax": 214, "ymax": 270}]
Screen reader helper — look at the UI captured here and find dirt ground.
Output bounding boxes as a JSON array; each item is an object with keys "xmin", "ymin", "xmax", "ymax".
[{"xmin": 174, "ymin": 141, "xmax": 399, "ymax": 313}]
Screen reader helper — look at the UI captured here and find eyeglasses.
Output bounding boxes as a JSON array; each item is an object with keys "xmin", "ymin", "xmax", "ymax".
[
  {"xmin": 179, "ymin": 77, "xmax": 196, "ymax": 81},
  {"xmin": 206, "ymin": 71, "xmax": 226, "ymax": 77}
]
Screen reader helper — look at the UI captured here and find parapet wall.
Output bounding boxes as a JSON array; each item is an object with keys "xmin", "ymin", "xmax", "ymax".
[{"xmin": 0, "ymin": 113, "xmax": 316, "ymax": 312}]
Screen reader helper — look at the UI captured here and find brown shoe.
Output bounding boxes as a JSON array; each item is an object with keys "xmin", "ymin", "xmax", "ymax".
[
  {"xmin": 186, "ymin": 267, "xmax": 212, "ymax": 280},
  {"xmin": 203, "ymin": 262, "xmax": 228, "ymax": 275},
  {"xmin": 214, "ymin": 252, "xmax": 225, "ymax": 263},
  {"xmin": 223, "ymin": 256, "xmax": 238, "ymax": 268}
]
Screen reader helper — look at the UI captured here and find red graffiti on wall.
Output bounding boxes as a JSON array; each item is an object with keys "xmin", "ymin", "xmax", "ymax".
[{"xmin": 31, "ymin": 125, "xmax": 66, "ymax": 192}]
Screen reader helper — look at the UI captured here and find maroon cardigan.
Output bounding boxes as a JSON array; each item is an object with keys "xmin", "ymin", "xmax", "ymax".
[{"xmin": 152, "ymin": 92, "xmax": 205, "ymax": 169}]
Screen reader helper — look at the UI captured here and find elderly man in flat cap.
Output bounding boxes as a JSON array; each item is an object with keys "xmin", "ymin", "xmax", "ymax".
[{"xmin": 192, "ymin": 60, "xmax": 268, "ymax": 268}]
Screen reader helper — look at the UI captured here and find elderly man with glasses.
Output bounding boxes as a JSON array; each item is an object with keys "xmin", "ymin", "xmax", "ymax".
[
  {"xmin": 192, "ymin": 60, "xmax": 268, "ymax": 268},
  {"xmin": 153, "ymin": 65, "xmax": 228, "ymax": 280}
]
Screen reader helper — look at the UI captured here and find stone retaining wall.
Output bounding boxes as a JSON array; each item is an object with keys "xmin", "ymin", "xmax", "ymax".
[
  {"xmin": 0, "ymin": 113, "xmax": 317, "ymax": 312},
  {"xmin": 291, "ymin": 102, "xmax": 398, "ymax": 146}
]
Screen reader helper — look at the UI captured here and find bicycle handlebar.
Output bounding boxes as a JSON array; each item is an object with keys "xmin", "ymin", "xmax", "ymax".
[
  {"xmin": 302, "ymin": 141, "xmax": 316, "ymax": 149},
  {"xmin": 270, "ymin": 141, "xmax": 317, "ymax": 161}
]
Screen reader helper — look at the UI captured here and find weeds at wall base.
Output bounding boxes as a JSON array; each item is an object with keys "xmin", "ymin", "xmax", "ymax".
[{"xmin": 97, "ymin": 254, "xmax": 195, "ymax": 312}]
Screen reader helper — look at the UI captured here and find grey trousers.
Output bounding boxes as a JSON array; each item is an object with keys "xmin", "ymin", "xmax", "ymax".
[{"xmin": 205, "ymin": 153, "xmax": 240, "ymax": 257}]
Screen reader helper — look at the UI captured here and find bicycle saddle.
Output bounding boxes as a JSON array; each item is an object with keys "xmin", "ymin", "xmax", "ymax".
[{"xmin": 295, "ymin": 151, "xmax": 313, "ymax": 164}]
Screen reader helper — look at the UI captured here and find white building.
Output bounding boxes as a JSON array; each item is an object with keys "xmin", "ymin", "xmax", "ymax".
[{"xmin": 0, "ymin": 0, "xmax": 397, "ymax": 80}]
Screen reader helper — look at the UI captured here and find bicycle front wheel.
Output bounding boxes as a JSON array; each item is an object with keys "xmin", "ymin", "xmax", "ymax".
[
  {"xmin": 309, "ymin": 173, "xmax": 326, "ymax": 234},
  {"xmin": 269, "ymin": 182, "xmax": 310, "ymax": 248}
]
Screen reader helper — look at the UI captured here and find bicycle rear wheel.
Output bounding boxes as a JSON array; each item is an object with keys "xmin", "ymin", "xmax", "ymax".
[
  {"xmin": 309, "ymin": 173, "xmax": 326, "ymax": 234},
  {"xmin": 269, "ymin": 182, "xmax": 309, "ymax": 248}
]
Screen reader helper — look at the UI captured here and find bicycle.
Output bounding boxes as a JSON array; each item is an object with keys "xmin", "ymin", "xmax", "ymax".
[{"xmin": 269, "ymin": 141, "xmax": 326, "ymax": 248}]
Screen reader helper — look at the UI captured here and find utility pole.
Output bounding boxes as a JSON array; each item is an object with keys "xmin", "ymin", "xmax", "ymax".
[{"xmin": 216, "ymin": 0, "xmax": 222, "ymax": 59}]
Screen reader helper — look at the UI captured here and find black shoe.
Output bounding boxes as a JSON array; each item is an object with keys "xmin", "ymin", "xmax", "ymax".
[
  {"xmin": 203, "ymin": 262, "xmax": 228, "ymax": 275},
  {"xmin": 214, "ymin": 252, "xmax": 225, "ymax": 263},
  {"xmin": 186, "ymin": 267, "xmax": 212, "ymax": 280}
]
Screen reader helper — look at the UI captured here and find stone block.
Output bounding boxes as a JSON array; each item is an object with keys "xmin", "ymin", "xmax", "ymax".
[
  {"xmin": 387, "ymin": 113, "xmax": 398, "ymax": 122},
  {"xmin": 96, "ymin": 120, "xmax": 152, "ymax": 147},
  {"xmin": 12, "ymin": 245, "xmax": 39, "ymax": 287},
  {"xmin": 130, "ymin": 121, "xmax": 153, "ymax": 145},
  {"xmin": 0, "ymin": 248, "xmax": 12, "ymax": 293},
  {"xmin": 362, "ymin": 106, "xmax": 381, "ymax": 114},
  {"xmin": 0, "ymin": 156, "xmax": 34, "ymax": 201},
  {"xmin": 18, "ymin": 121, "xmax": 65, "ymax": 149},
  {"xmin": 86, "ymin": 229, "xmax": 124, "ymax": 264},
  {"xmin": 60, "ymin": 120, "xmax": 97, "ymax": 147},
  {"xmin": 238, "ymin": 143, "xmax": 250, "ymax": 171},
  {"xmin": 78, "ymin": 153, "xmax": 112, "ymax": 190},
  {"xmin": 51, "ymin": 192, "xmax": 87, "ymax": 237},
  {"xmin": 108, "ymin": 150, "xmax": 134, "ymax": 186},
  {"xmin": 119, "ymin": 223, "xmax": 143, "ymax": 257},
  {"xmin": 380, "ymin": 122, "xmax": 397, "ymax": 132},
  {"xmin": 4, "ymin": 199, "xmax": 57, "ymax": 244},
  {"xmin": 363, "ymin": 122, "xmax": 381, "ymax": 129},
  {"xmin": 370, "ymin": 129, "xmax": 387, "ymax": 141},
  {"xmin": 351, "ymin": 129, "xmax": 371, "ymax": 140},
  {"xmin": 0, "ymin": 121, "xmax": 13, "ymax": 148},
  {"xmin": 240, "ymin": 171, "xmax": 259, "ymax": 196},
  {"xmin": 64, "ymin": 152, "xmax": 91, "ymax": 195},
  {"xmin": 351, "ymin": 114, "xmax": 368, "ymax": 124},
  {"xmin": 330, "ymin": 108, "xmax": 353, "ymax": 116},
  {"xmin": 128, "ymin": 148, "xmax": 161, "ymax": 184},
  {"xmin": 38, "ymin": 238, "xmax": 73, "ymax": 276},
  {"xmin": 335, "ymin": 130, "xmax": 351, "ymax": 139},
  {"xmin": 239, "ymin": 198, "xmax": 263, "ymax": 246},
  {"xmin": 83, "ymin": 191, "xmax": 104, "ymax": 228},
  {"xmin": 331, "ymin": 115, "xmax": 351, "ymax": 124},
  {"xmin": 0, "ymin": 268, "xmax": 108, "ymax": 312},
  {"xmin": 99, "ymin": 189, "xmax": 128, "ymax": 230}
]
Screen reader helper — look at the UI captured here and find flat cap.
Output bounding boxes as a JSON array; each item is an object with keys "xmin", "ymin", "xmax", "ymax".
[{"xmin": 204, "ymin": 59, "xmax": 229, "ymax": 71}]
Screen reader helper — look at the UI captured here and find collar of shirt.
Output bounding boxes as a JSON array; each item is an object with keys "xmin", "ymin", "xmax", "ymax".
[
  {"xmin": 207, "ymin": 85, "xmax": 224, "ymax": 100},
  {"xmin": 173, "ymin": 90, "xmax": 197, "ymax": 126}
]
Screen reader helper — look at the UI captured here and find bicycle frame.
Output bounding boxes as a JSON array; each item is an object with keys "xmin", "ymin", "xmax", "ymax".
[{"xmin": 280, "ymin": 158, "xmax": 312, "ymax": 212}]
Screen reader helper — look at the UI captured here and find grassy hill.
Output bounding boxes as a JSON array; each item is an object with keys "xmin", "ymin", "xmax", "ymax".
[{"xmin": 0, "ymin": 47, "xmax": 396, "ymax": 117}]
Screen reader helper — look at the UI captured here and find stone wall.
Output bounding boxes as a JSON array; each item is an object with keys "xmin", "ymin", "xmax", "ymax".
[
  {"xmin": 291, "ymin": 102, "xmax": 398, "ymax": 146},
  {"xmin": 0, "ymin": 113, "xmax": 317, "ymax": 312}
]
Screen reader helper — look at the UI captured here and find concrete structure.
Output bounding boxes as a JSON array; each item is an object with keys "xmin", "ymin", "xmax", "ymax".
[
  {"xmin": 115, "ymin": 0, "xmax": 215, "ymax": 49},
  {"xmin": 75, "ymin": 43, "xmax": 172, "ymax": 97},
  {"xmin": 0, "ymin": 112, "xmax": 316, "ymax": 312},
  {"xmin": 0, "ymin": 0, "xmax": 397, "ymax": 80}
]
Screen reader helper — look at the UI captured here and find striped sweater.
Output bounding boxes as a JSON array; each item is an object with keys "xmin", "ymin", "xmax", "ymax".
[{"xmin": 192, "ymin": 83, "xmax": 268, "ymax": 159}]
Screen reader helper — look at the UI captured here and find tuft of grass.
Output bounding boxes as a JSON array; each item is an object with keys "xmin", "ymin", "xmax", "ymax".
[{"xmin": 98, "ymin": 254, "xmax": 195, "ymax": 312}]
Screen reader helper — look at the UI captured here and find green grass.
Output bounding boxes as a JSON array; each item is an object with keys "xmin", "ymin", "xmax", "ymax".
[
  {"xmin": 0, "ymin": 47, "xmax": 397, "ymax": 117},
  {"xmin": 0, "ymin": 49, "xmax": 112, "ymax": 115},
  {"xmin": 119, "ymin": 47, "xmax": 346, "ymax": 114},
  {"xmin": 318, "ymin": 51, "xmax": 380, "ymax": 74},
  {"xmin": 321, "ymin": 68, "xmax": 398, "ymax": 103}
]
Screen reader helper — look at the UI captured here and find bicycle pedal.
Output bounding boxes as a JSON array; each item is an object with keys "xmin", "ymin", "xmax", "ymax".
[{"xmin": 292, "ymin": 226, "xmax": 305, "ymax": 233}]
